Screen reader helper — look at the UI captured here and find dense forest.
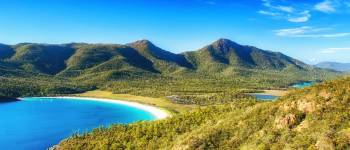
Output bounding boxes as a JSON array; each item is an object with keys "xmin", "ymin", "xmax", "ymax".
[
  {"xmin": 57, "ymin": 77, "xmax": 350, "ymax": 149},
  {"xmin": 0, "ymin": 39, "xmax": 341, "ymax": 98},
  {"xmin": 0, "ymin": 39, "xmax": 348, "ymax": 149}
]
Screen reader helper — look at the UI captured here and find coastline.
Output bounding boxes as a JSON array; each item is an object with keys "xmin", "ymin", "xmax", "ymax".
[
  {"xmin": 251, "ymin": 90, "xmax": 288, "ymax": 97},
  {"xmin": 19, "ymin": 96, "xmax": 170, "ymax": 120},
  {"xmin": 73, "ymin": 90, "xmax": 195, "ymax": 114}
]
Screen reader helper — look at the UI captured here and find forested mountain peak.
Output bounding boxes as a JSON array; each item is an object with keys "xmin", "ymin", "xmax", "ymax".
[
  {"xmin": 210, "ymin": 38, "xmax": 241, "ymax": 54},
  {"xmin": 128, "ymin": 39, "xmax": 153, "ymax": 46},
  {"xmin": 128, "ymin": 39, "xmax": 193, "ymax": 69},
  {"xmin": 191, "ymin": 38, "xmax": 306, "ymax": 70},
  {"xmin": 0, "ymin": 39, "xmax": 338, "ymax": 81},
  {"xmin": 127, "ymin": 39, "xmax": 159, "ymax": 53}
]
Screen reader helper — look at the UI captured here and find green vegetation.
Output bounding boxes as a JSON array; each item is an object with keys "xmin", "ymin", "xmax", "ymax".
[
  {"xmin": 0, "ymin": 76, "xmax": 94, "ymax": 98},
  {"xmin": 10, "ymin": 44, "xmax": 75, "ymax": 74},
  {"xmin": 74, "ymin": 90, "xmax": 195, "ymax": 114},
  {"xmin": 58, "ymin": 77, "xmax": 350, "ymax": 149},
  {"xmin": 0, "ymin": 39, "xmax": 340, "ymax": 99},
  {"xmin": 0, "ymin": 39, "xmax": 347, "ymax": 149}
]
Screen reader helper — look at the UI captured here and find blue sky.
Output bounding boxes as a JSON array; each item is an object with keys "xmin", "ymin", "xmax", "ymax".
[{"xmin": 0, "ymin": 0, "xmax": 349, "ymax": 64}]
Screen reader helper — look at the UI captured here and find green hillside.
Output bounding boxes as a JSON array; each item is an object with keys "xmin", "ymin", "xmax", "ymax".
[
  {"xmin": 0, "ymin": 39, "xmax": 338, "ymax": 78},
  {"xmin": 183, "ymin": 39, "xmax": 328, "ymax": 79},
  {"xmin": 58, "ymin": 44, "xmax": 157, "ymax": 77},
  {"xmin": 57, "ymin": 77, "xmax": 350, "ymax": 150},
  {"xmin": 9, "ymin": 44, "xmax": 75, "ymax": 75},
  {"xmin": 184, "ymin": 39, "xmax": 306, "ymax": 70},
  {"xmin": 0, "ymin": 39, "xmax": 347, "ymax": 149},
  {"xmin": 0, "ymin": 39, "xmax": 341, "ymax": 97},
  {"xmin": 128, "ymin": 40, "xmax": 193, "ymax": 74}
]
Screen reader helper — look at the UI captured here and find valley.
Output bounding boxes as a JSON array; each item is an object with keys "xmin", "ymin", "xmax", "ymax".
[
  {"xmin": 0, "ymin": 39, "xmax": 340, "ymax": 98},
  {"xmin": 0, "ymin": 39, "xmax": 348, "ymax": 149}
]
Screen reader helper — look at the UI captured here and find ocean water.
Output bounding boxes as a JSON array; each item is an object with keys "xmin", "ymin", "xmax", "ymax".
[{"xmin": 0, "ymin": 97, "xmax": 156, "ymax": 150}]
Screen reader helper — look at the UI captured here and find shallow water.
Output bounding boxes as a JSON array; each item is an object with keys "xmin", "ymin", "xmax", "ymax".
[
  {"xmin": 0, "ymin": 97, "xmax": 155, "ymax": 150},
  {"xmin": 291, "ymin": 82, "xmax": 315, "ymax": 89},
  {"xmin": 251, "ymin": 93, "xmax": 278, "ymax": 100}
]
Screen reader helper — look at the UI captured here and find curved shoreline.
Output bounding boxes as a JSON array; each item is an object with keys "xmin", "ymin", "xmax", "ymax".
[{"xmin": 19, "ymin": 96, "xmax": 170, "ymax": 120}]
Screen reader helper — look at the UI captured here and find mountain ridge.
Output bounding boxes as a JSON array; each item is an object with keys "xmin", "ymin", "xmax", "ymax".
[
  {"xmin": 189, "ymin": 38, "xmax": 308, "ymax": 70},
  {"xmin": 315, "ymin": 61, "xmax": 350, "ymax": 72},
  {"xmin": 0, "ymin": 39, "xmax": 339, "ymax": 83}
]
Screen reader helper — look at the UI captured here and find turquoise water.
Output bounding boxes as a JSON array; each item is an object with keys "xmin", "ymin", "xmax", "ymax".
[
  {"xmin": 291, "ymin": 82, "xmax": 315, "ymax": 89},
  {"xmin": 251, "ymin": 93, "xmax": 278, "ymax": 100},
  {"xmin": 0, "ymin": 97, "xmax": 156, "ymax": 150}
]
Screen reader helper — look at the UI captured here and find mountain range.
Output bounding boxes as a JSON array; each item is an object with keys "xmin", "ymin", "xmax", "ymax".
[
  {"xmin": 0, "ymin": 39, "xmax": 338, "ymax": 82},
  {"xmin": 315, "ymin": 61, "xmax": 350, "ymax": 72}
]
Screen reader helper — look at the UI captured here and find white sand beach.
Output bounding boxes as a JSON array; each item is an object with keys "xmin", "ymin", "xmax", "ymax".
[{"xmin": 19, "ymin": 96, "xmax": 170, "ymax": 120}]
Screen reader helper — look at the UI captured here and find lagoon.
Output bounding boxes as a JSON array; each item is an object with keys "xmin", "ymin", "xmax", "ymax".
[
  {"xmin": 291, "ymin": 82, "xmax": 315, "ymax": 89},
  {"xmin": 0, "ymin": 97, "xmax": 160, "ymax": 150},
  {"xmin": 250, "ymin": 93, "xmax": 278, "ymax": 100}
]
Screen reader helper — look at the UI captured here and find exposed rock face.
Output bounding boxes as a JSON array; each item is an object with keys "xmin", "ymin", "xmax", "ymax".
[
  {"xmin": 297, "ymin": 100, "xmax": 316, "ymax": 113},
  {"xmin": 275, "ymin": 114, "xmax": 297, "ymax": 129}
]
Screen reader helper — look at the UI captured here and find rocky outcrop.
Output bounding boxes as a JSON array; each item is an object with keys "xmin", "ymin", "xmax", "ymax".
[{"xmin": 275, "ymin": 114, "xmax": 297, "ymax": 129}]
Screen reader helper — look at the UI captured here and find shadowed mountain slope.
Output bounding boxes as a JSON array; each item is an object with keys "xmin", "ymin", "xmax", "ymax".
[
  {"xmin": 0, "ymin": 39, "xmax": 339, "ymax": 82},
  {"xmin": 0, "ymin": 44, "xmax": 15, "ymax": 59},
  {"xmin": 58, "ymin": 44, "xmax": 158, "ymax": 77},
  {"xmin": 8, "ymin": 44, "xmax": 75, "ymax": 75},
  {"xmin": 128, "ymin": 40, "xmax": 194, "ymax": 74},
  {"xmin": 184, "ymin": 39, "xmax": 307, "ymax": 71}
]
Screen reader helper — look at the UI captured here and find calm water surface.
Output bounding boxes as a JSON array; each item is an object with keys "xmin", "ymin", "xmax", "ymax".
[
  {"xmin": 291, "ymin": 82, "xmax": 315, "ymax": 89},
  {"xmin": 0, "ymin": 97, "xmax": 155, "ymax": 150},
  {"xmin": 250, "ymin": 93, "xmax": 278, "ymax": 100}
]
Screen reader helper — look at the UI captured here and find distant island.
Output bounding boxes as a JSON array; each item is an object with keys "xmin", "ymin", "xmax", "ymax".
[{"xmin": 315, "ymin": 61, "xmax": 350, "ymax": 72}]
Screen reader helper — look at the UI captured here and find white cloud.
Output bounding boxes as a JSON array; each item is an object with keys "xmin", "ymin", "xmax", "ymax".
[
  {"xmin": 259, "ymin": 0, "xmax": 310, "ymax": 23},
  {"xmin": 315, "ymin": 0, "xmax": 336, "ymax": 13},
  {"xmin": 275, "ymin": 5, "xmax": 295, "ymax": 13},
  {"xmin": 316, "ymin": 33, "xmax": 350, "ymax": 37},
  {"xmin": 275, "ymin": 26, "xmax": 311, "ymax": 36},
  {"xmin": 261, "ymin": 0, "xmax": 350, "ymax": 23},
  {"xmin": 320, "ymin": 47, "xmax": 350, "ymax": 53},
  {"xmin": 288, "ymin": 16, "xmax": 309, "ymax": 23},
  {"xmin": 288, "ymin": 11, "xmax": 311, "ymax": 23},
  {"xmin": 262, "ymin": 0, "xmax": 295, "ymax": 13},
  {"xmin": 275, "ymin": 26, "xmax": 350, "ymax": 38},
  {"xmin": 262, "ymin": 0, "xmax": 272, "ymax": 7},
  {"xmin": 258, "ymin": 10, "xmax": 279, "ymax": 16}
]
